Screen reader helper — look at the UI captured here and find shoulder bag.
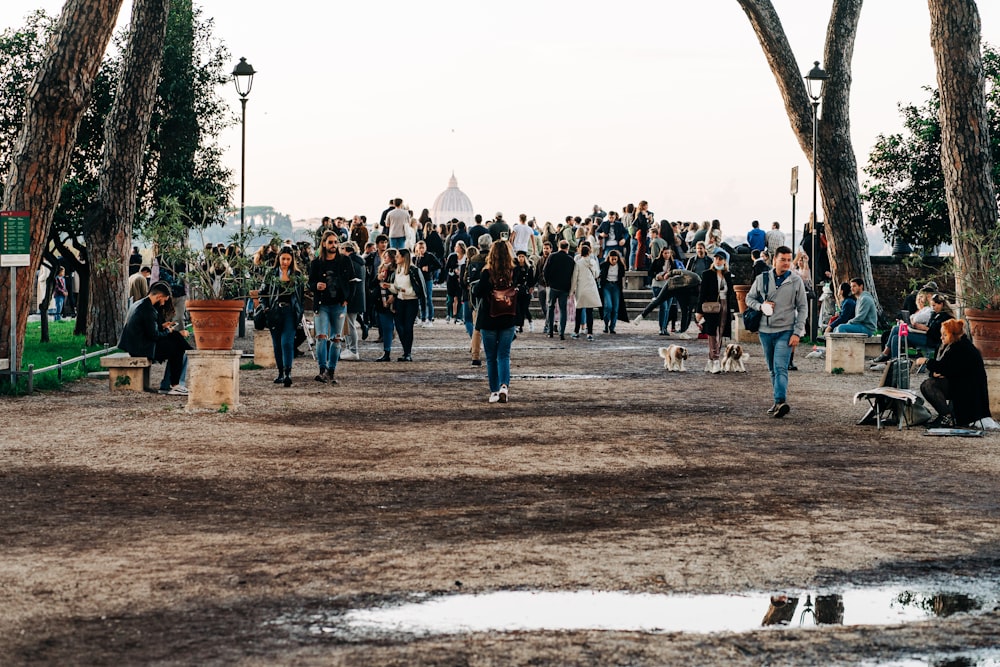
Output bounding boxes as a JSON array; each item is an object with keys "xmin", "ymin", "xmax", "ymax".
[{"xmin": 742, "ymin": 271, "xmax": 770, "ymax": 333}]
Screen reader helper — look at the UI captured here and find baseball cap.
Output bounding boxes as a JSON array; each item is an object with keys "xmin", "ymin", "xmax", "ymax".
[{"xmin": 711, "ymin": 248, "xmax": 730, "ymax": 262}]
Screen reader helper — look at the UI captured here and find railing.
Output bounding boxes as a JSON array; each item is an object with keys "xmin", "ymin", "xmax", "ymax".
[{"xmin": 20, "ymin": 344, "xmax": 118, "ymax": 394}]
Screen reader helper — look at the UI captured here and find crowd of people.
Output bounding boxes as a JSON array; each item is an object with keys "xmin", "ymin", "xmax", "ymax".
[{"xmin": 112, "ymin": 201, "xmax": 991, "ymax": 424}]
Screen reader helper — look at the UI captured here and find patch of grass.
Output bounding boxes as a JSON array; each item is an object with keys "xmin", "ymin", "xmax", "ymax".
[
  {"xmin": 832, "ymin": 367, "xmax": 845, "ymax": 375},
  {"xmin": 0, "ymin": 321, "xmax": 112, "ymax": 395},
  {"xmin": 240, "ymin": 362, "xmax": 263, "ymax": 370}
]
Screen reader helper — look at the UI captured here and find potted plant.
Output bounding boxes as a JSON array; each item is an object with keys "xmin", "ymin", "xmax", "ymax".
[
  {"xmin": 957, "ymin": 225, "xmax": 1000, "ymax": 359},
  {"xmin": 144, "ymin": 193, "xmax": 278, "ymax": 350}
]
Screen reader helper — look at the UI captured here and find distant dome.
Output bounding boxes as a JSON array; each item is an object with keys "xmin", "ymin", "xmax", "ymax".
[{"xmin": 431, "ymin": 173, "xmax": 475, "ymax": 227}]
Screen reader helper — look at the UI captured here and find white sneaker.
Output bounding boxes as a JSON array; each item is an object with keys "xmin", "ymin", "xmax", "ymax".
[
  {"xmin": 499, "ymin": 384, "xmax": 509, "ymax": 403},
  {"xmin": 675, "ymin": 332, "xmax": 692, "ymax": 340},
  {"xmin": 704, "ymin": 359, "xmax": 714, "ymax": 373},
  {"xmin": 632, "ymin": 315, "xmax": 644, "ymax": 325},
  {"xmin": 339, "ymin": 350, "xmax": 359, "ymax": 360},
  {"xmin": 446, "ymin": 316, "xmax": 452, "ymax": 324},
  {"xmin": 528, "ymin": 321, "xmax": 535, "ymax": 333},
  {"xmin": 167, "ymin": 385, "xmax": 189, "ymax": 395},
  {"xmin": 711, "ymin": 360, "xmax": 721, "ymax": 374},
  {"xmin": 423, "ymin": 320, "xmax": 434, "ymax": 328},
  {"xmin": 488, "ymin": 392, "xmax": 500, "ymax": 404}
]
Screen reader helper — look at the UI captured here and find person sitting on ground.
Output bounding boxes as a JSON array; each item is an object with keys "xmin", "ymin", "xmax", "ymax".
[
  {"xmin": 117, "ymin": 282, "xmax": 191, "ymax": 395},
  {"xmin": 918, "ymin": 319, "xmax": 992, "ymax": 428},
  {"xmin": 833, "ymin": 277, "xmax": 877, "ymax": 336}
]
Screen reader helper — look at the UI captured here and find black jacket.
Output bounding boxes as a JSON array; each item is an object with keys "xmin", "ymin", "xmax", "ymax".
[
  {"xmin": 543, "ymin": 251, "xmax": 576, "ymax": 292},
  {"xmin": 698, "ymin": 269, "xmax": 738, "ymax": 338},
  {"xmin": 473, "ymin": 268, "xmax": 518, "ymax": 331},
  {"xmin": 926, "ymin": 335, "xmax": 992, "ymax": 426},
  {"xmin": 117, "ymin": 297, "xmax": 169, "ymax": 359},
  {"xmin": 309, "ymin": 254, "xmax": 354, "ymax": 306},
  {"xmin": 346, "ymin": 253, "xmax": 367, "ymax": 313}
]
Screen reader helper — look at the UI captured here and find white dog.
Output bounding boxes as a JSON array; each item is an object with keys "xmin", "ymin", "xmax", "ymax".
[
  {"xmin": 658, "ymin": 345, "xmax": 688, "ymax": 372},
  {"xmin": 721, "ymin": 343, "xmax": 749, "ymax": 372}
]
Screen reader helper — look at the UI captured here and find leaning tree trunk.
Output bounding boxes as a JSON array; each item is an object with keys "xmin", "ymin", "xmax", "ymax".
[
  {"xmin": 0, "ymin": 0, "xmax": 124, "ymax": 368},
  {"xmin": 737, "ymin": 0, "xmax": 880, "ymax": 310},
  {"xmin": 86, "ymin": 0, "xmax": 171, "ymax": 346},
  {"xmin": 928, "ymin": 0, "xmax": 998, "ymax": 305}
]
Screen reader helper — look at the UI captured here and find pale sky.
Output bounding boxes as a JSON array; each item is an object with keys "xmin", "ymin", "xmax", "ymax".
[{"xmin": 3, "ymin": 1, "xmax": 1000, "ymax": 243}]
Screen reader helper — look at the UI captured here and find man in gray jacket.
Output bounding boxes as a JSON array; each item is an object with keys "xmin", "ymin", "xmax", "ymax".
[{"xmin": 745, "ymin": 245, "xmax": 808, "ymax": 419}]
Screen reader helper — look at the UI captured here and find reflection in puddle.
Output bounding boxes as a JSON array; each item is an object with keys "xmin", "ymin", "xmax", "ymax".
[{"xmin": 306, "ymin": 585, "xmax": 999, "ymax": 639}]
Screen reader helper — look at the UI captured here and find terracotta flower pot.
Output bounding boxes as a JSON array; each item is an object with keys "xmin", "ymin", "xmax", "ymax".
[
  {"xmin": 734, "ymin": 284, "xmax": 751, "ymax": 314},
  {"xmin": 186, "ymin": 299, "xmax": 244, "ymax": 351},
  {"xmin": 965, "ymin": 308, "xmax": 1000, "ymax": 360}
]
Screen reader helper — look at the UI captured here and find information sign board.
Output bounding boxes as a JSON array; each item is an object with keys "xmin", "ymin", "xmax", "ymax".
[{"xmin": 1, "ymin": 211, "xmax": 30, "ymax": 267}]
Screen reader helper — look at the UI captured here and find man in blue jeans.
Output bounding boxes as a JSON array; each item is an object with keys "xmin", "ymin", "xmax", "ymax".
[{"xmin": 745, "ymin": 245, "xmax": 808, "ymax": 419}]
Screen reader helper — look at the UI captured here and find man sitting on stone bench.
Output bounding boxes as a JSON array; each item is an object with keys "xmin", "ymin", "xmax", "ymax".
[
  {"xmin": 118, "ymin": 282, "xmax": 191, "ymax": 396},
  {"xmin": 832, "ymin": 277, "xmax": 876, "ymax": 336}
]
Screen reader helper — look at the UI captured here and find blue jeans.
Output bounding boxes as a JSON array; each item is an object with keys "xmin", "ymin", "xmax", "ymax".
[
  {"xmin": 378, "ymin": 312, "xmax": 395, "ymax": 352},
  {"xmin": 888, "ymin": 325, "xmax": 928, "ymax": 357},
  {"xmin": 269, "ymin": 305, "xmax": 298, "ymax": 369},
  {"xmin": 602, "ymin": 284, "xmax": 621, "ymax": 331},
  {"xmin": 463, "ymin": 300, "xmax": 475, "ymax": 337},
  {"xmin": 421, "ymin": 280, "xmax": 434, "ymax": 321},
  {"xmin": 547, "ymin": 289, "xmax": 569, "ymax": 335},
  {"xmin": 158, "ymin": 354, "xmax": 188, "ymax": 391},
  {"xmin": 481, "ymin": 327, "xmax": 515, "ymax": 392},
  {"xmin": 53, "ymin": 294, "xmax": 65, "ymax": 320},
  {"xmin": 759, "ymin": 330, "xmax": 794, "ymax": 404},
  {"xmin": 314, "ymin": 303, "xmax": 347, "ymax": 372},
  {"xmin": 835, "ymin": 323, "xmax": 873, "ymax": 335},
  {"xmin": 394, "ymin": 299, "xmax": 419, "ymax": 355},
  {"xmin": 651, "ymin": 286, "xmax": 669, "ymax": 332},
  {"xmin": 389, "ymin": 237, "xmax": 406, "ymax": 250}
]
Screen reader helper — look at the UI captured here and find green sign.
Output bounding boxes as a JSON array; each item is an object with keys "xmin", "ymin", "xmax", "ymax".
[{"xmin": 1, "ymin": 211, "xmax": 30, "ymax": 267}]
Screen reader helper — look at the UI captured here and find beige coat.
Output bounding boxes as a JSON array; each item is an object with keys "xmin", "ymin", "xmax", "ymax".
[{"xmin": 569, "ymin": 255, "xmax": 602, "ymax": 309}]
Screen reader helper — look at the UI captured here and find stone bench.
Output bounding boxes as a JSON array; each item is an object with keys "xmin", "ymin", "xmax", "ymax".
[
  {"xmin": 864, "ymin": 335, "xmax": 882, "ymax": 358},
  {"xmin": 624, "ymin": 271, "xmax": 646, "ymax": 291},
  {"xmin": 99, "ymin": 352, "xmax": 152, "ymax": 392},
  {"xmin": 825, "ymin": 332, "xmax": 868, "ymax": 374}
]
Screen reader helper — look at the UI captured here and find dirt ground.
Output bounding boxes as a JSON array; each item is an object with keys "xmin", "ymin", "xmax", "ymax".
[{"xmin": 1, "ymin": 318, "xmax": 999, "ymax": 666}]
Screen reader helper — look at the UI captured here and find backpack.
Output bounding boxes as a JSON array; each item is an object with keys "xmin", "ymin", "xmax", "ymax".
[
  {"xmin": 743, "ymin": 271, "xmax": 770, "ymax": 333},
  {"xmin": 487, "ymin": 271, "xmax": 517, "ymax": 318}
]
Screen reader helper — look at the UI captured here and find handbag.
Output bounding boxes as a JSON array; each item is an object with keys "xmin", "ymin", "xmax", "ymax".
[
  {"xmin": 489, "ymin": 286, "xmax": 518, "ymax": 318},
  {"xmin": 701, "ymin": 302, "xmax": 721, "ymax": 314},
  {"xmin": 253, "ymin": 306, "xmax": 269, "ymax": 330},
  {"xmin": 742, "ymin": 271, "xmax": 770, "ymax": 333},
  {"xmin": 266, "ymin": 304, "xmax": 285, "ymax": 329}
]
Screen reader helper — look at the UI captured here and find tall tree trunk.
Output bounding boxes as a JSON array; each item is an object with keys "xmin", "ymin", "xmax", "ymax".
[
  {"xmin": 737, "ymin": 0, "xmax": 880, "ymax": 309},
  {"xmin": 928, "ymin": 0, "xmax": 998, "ymax": 306},
  {"xmin": 86, "ymin": 0, "xmax": 171, "ymax": 346},
  {"xmin": 0, "ymin": 0, "xmax": 124, "ymax": 367}
]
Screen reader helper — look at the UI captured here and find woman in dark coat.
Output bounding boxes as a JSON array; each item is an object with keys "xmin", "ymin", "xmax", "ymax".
[
  {"xmin": 920, "ymin": 318, "xmax": 992, "ymax": 428},
  {"xmin": 697, "ymin": 248, "xmax": 738, "ymax": 373}
]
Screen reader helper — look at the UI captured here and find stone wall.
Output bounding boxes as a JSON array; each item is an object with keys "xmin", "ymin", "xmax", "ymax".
[{"xmin": 728, "ymin": 254, "xmax": 954, "ymax": 315}]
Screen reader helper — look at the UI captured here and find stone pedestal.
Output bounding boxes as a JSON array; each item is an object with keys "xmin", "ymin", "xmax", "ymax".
[
  {"xmin": 984, "ymin": 360, "xmax": 1000, "ymax": 419},
  {"xmin": 825, "ymin": 332, "xmax": 867, "ymax": 374},
  {"xmin": 624, "ymin": 271, "xmax": 646, "ymax": 291},
  {"xmin": 253, "ymin": 328, "xmax": 275, "ymax": 368},
  {"xmin": 0, "ymin": 358, "xmax": 9, "ymax": 371},
  {"xmin": 187, "ymin": 350, "xmax": 241, "ymax": 411},
  {"xmin": 732, "ymin": 313, "xmax": 758, "ymax": 344}
]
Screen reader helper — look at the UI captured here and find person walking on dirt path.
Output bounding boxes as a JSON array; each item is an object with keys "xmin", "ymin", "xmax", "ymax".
[
  {"xmin": 473, "ymin": 240, "xmax": 518, "ymax": 403},
  {"xmin": 744, "ymin": 245, "xmax": 808, "ymax": 419}
]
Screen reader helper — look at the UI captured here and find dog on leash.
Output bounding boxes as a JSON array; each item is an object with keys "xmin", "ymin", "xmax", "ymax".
[
  {"xmin": 658, "ymin": 345, "xmax": 688, "ymax": 372},
  {"xmin": 721, "ymin": 343, "xmax": 749, "ymax": 372}
]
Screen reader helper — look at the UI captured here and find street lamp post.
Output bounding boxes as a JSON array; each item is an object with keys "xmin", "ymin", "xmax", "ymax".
[
  {"xmin": 232, "ymin": 57, "xmax": 255, "ymax": 338},
  {"xmin": 232, "ymin": 57, "xmax": 256, "ymax": 239},
  {"xmin": 804, "ymin": 60, "xmax": 828, "ymax": 343}
]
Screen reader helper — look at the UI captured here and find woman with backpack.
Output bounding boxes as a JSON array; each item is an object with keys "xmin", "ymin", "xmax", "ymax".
[{"xmin": 472, "ymin": 241, "xmax": 518, "ymax": 403}]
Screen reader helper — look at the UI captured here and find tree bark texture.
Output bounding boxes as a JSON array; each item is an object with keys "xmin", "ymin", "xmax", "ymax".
[
  {"xmin": 87, "ymin": 0, "xmax": 171, "ymax": 346},
  {"xmin": 737, "ymin": 0, "xmax": 881, "ymax": 309},
  {"xmin": 928, "ymin": 0, "xmax": 998, "ymax": 304},
  {"xmin": 0, "ymin": 0, "xmax": 124, "ymax": 366}
]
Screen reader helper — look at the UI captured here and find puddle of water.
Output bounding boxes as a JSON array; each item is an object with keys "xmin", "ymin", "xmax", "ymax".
[
  {"xmin": 456, "ymin": 373, "xmax": 615, "ymax": 381},
  {"xmin": 298, "ymin": 584, "xmax": 1000, "ymax": 640},
  {"xmin": 862, "ymin": 652, "xmax": 1000, "ymax": 666}
]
